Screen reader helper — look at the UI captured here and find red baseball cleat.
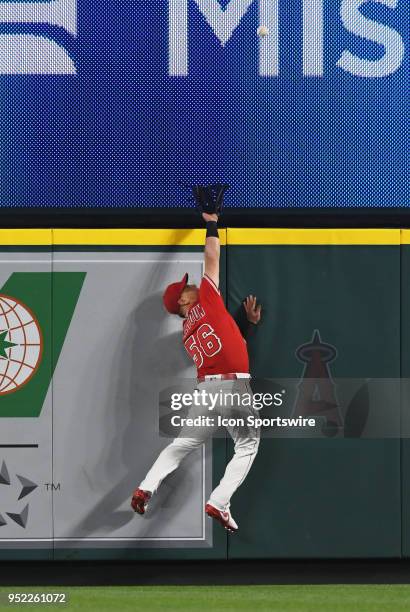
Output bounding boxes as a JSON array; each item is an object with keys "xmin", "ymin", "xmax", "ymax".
[
  {"xmin": 131, "ymin": 488, "xmax": 151, "ymax": 515},
  {"xmin": 205, "ymin": 503, "xmax": 238, "ymax": 533}
]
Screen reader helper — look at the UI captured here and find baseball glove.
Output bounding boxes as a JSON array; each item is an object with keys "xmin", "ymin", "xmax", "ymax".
[{"xmin": 181, "ymin": 183, "xmax": 230, "ymax": 215}]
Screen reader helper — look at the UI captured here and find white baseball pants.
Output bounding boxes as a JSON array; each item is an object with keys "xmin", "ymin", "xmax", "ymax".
[{"xmin": 139, "ymin": 378, "xmax": 260, "ymax": 511}]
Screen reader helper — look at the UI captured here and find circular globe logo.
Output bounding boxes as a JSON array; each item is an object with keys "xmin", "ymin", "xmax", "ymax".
[{"xmin": 0, "ymin": 295, "xmax": 43, "ymax": 395}]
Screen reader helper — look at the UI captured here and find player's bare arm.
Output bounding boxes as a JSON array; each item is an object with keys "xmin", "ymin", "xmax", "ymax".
[{"xmin": 202, "ymin": 212, "xmax": 220, "ymax": 288}]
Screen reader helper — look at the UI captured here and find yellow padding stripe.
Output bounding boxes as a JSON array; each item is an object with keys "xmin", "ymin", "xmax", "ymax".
[
  {"xmin": 0, "ymin": 229, "xmax": 52, "ymax": 245},
  {"xmin": 228, "ymin": 228, "xmax": 400, "ymax": 245},
  {"xmin": 0, "ymin": 228, "xmax": 403, "ymax": 246},
  {"xmin": 401, "ymin": 230, "xmax": 410, "ymax": 245},
  {"xmin": 52, "ymin": 228, "xmax": 227, "ymax": 246}
]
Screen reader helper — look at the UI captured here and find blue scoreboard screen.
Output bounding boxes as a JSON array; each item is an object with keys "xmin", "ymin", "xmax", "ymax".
[{"xmin": 0, "ymin": 0, "xmax": 408, "ymax": 209}]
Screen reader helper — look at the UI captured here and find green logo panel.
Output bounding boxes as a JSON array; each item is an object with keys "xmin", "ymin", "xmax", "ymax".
[{"xmin": 0, "ymin": 272, "xmax": 85, "ymax": 417}]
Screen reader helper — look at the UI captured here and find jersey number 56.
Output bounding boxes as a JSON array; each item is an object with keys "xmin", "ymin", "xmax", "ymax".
[{"xmin": 184, "ymin": 323, "xmax": 222, "ymax": 368}]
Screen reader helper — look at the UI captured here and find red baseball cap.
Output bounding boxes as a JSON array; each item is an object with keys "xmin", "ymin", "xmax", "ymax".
[{"xmin": 163, "ymin": 273, "xmax": 189, "ymax": 314}]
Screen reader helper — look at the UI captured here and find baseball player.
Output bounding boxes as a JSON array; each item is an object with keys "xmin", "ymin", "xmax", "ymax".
[{"xmin": 131, "ymin": 211, "xmax": 262, "ymax": 532}]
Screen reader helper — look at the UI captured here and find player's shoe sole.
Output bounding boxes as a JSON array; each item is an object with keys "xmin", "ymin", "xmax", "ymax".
[
  {"xmin": 131, "ymin": 488, "xmax": 151, "ymax": 515},
  {"xmin": 205, "ymin": 503, "xmax": 238, "ymax": 533}
]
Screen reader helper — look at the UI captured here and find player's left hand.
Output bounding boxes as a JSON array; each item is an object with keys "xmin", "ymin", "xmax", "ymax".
[{"xmin": 243, "ymin": 295, "xmax": 262, "ymax": 324}]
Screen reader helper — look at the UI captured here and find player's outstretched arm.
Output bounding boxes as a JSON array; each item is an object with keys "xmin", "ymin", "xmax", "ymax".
[{"xmin": 202, "ymin": 212, "xmax": 220, "ymax": 288}]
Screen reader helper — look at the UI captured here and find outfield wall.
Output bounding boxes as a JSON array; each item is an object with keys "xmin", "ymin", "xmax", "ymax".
[{"xmin": 0, "ymin": 228, "xmax": 408, "ymax": 560}]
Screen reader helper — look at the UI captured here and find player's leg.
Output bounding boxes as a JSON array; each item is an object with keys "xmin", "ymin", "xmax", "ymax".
[
  {"xmin": 206, "ymin": 380, "xmax": 260, "ymax": 530},
  {"xmin": 131, "ymin": 437, "xmax": 203, "ymax": 514},
  {"xmin": 132, "ymin": 401, "xmax": 217, "ymax": 514},
  {"xmin": 207, "ymin": 431, "xmax": 260, "ymax": 510},
  {"xmin": 141, "ymin": 436, "xmax": 203, "ymax": 493}
]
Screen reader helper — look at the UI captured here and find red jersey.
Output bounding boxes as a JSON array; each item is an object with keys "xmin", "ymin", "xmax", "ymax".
[{"xmin": 182, "ymin": 275, "xmax": 249, "ymax": 377}]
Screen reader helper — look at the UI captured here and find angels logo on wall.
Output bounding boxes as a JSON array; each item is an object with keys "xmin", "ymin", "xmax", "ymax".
[{"xmin": 292, "ymin": 330, "xmax": 370, "ymax": 438}]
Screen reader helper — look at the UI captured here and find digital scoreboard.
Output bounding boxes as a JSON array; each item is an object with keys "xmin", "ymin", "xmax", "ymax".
[{"xmin": 0, "ymin": 0, "xmax": 407, "ymax": 209}]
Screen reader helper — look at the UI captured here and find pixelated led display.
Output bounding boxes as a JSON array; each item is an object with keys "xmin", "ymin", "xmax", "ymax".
[{"xmin": 0, "ymin": 0, "xmax": 408, "ymax": 208}]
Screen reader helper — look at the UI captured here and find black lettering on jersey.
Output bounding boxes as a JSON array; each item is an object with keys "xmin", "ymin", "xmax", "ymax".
[{"xmin": 183, "ymin": 304, "xmax": 206, "ymax": 338}]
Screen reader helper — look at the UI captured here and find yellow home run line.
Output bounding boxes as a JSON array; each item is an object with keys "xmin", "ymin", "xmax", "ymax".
[
  {"xmin": 0, "ymin": 228, "xmax": 405, "ymax": 246},
  {"xmin": 400, "ymin": 230, "xmax": 410, "ymax": 245},
  {"xmin": 0, "ymin": 229, "xmax": 52, "ymax": 245},
  {"xmin": 53, "ymin": 229, "xmax": 226, "ymax": 246},
  {"xmin": 228, "ymin": 229, "xmax": 401, "ymax": 245},
  {"xmin": 0, "ymin": 229, "xmax": 226, "ymax": 246}
]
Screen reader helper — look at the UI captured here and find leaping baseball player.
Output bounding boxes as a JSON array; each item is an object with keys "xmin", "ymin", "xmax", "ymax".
[{"xmin": 131, "ymin": 185, "xmax": 262, "ymax": 533}]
